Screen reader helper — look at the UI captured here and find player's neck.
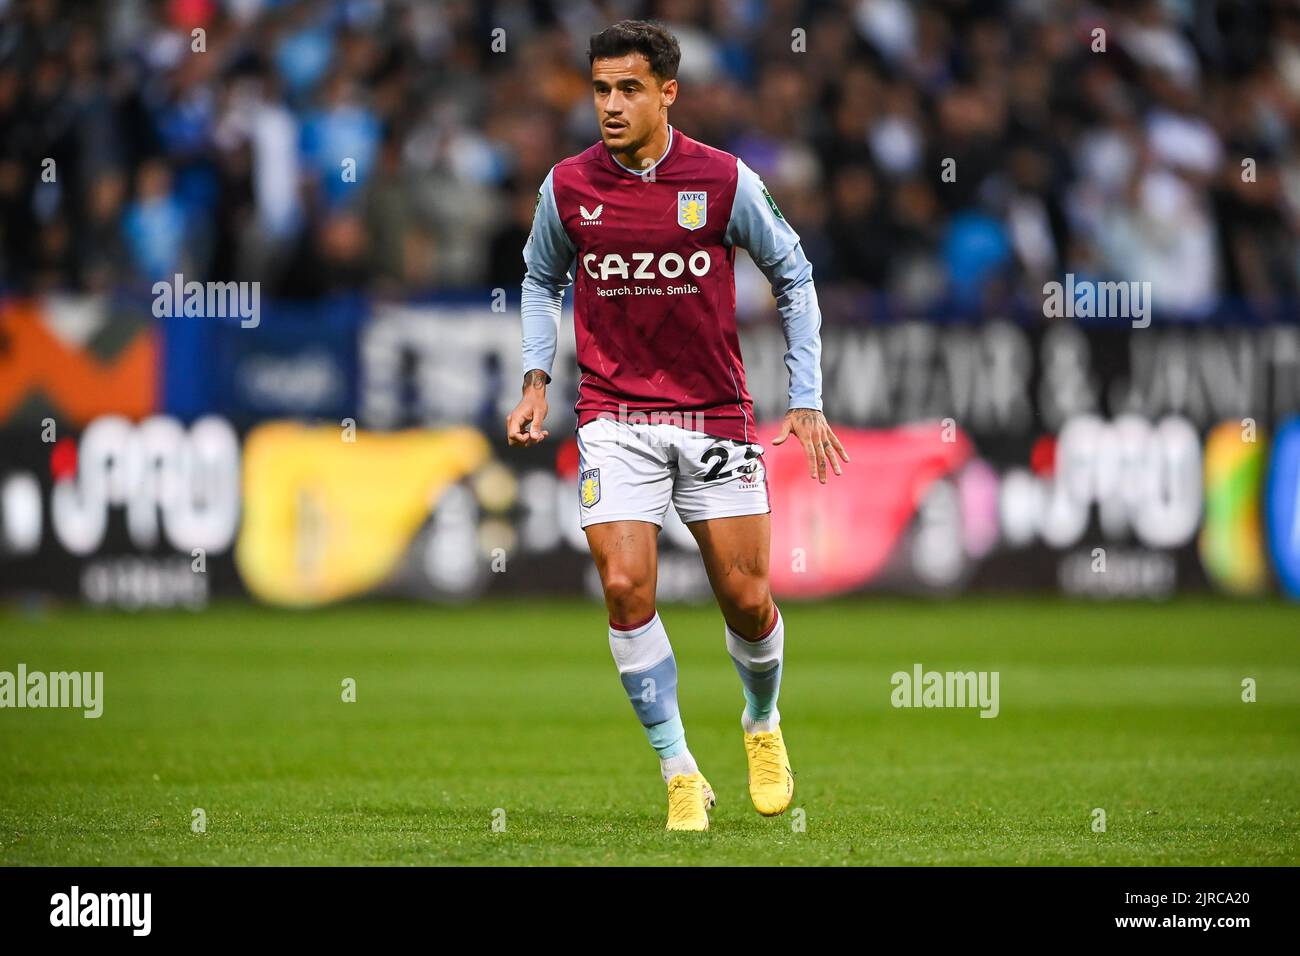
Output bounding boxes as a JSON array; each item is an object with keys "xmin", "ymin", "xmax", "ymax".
[{"xmin": 610, "ymin": 122, "xmax": 672, "ymax": 174}]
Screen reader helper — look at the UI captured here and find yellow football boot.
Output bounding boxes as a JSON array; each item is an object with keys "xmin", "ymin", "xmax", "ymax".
[
  {"xmin": 743, "ymin": 723, "xmax": 794, "ymax": 816},
  {"xmin": 665, "ymin": 772, "xmax": 716, "ymax": 831}
]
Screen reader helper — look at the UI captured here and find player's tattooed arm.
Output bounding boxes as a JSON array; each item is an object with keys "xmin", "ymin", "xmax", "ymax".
[
  {"xmin": 771, "ymin": 407, "xmax": 850, "ymax": 484},
  {"xmin": 506, "ymin": 369, "xmax": 551, "ymax": 447}
]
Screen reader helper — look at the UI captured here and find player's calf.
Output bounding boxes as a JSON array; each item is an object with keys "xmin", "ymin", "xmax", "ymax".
[
  {"xmin": 607, "ymin": 610, "xmax": 712, "ymax": 828},
  {"xmin": 727, "ymin": 604, "xmax": 794, "ymax": 815}
]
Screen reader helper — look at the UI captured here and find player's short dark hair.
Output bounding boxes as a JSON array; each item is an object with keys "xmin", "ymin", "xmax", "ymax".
[{"xmin": 588, "ymin": 20, "xmax": 681, "ymax": 83}]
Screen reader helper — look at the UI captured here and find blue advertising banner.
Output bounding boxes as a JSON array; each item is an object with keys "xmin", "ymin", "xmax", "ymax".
[
  {"xmin": 1266, "ymin": 416, "xmax": 1300, "ymax": 600},
  {"xmin": 161, "ymin": 294, "xmax": 365, "ymax": 427}
]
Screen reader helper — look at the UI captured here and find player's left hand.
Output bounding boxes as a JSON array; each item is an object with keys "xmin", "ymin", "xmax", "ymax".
[{"xmin": 771, "ymin": 408, "xmax": 849, "ymax": 484}]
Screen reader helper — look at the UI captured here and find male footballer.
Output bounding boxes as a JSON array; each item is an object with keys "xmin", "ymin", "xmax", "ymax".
[{"xmin": 506, "ymin": 20, "xmax": 848, "ymax": 831}]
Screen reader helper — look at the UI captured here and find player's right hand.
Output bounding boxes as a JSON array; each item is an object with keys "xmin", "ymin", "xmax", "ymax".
[{"xmin": 506, "ymin": 390, "xmax": 549, "ymax": 446}]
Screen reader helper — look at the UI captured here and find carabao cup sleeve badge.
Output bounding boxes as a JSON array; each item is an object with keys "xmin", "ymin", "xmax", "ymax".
[{"xmin": 580, "ymin": 468, "xmax": 601, "ymax": 508}]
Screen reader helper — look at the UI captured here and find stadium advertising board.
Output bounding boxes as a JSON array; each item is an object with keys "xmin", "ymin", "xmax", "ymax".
[
  {"xmin": 4, "ymin": 302, "xmax": 1300, "ymax": 606},
  {"xmin": 160, "ymin": 296, "xmax": 363, "ymax": 427},
  {"xmin": 0, "ymin": 297, "xmax": 156, "ymax": 428},
  {"xmin": 342, "ymin": 306, "xmax": 1300, "ymax": 604},
  {"xmin": 0, "ymin": 415, "xmax": 242, "ymax": 608}
]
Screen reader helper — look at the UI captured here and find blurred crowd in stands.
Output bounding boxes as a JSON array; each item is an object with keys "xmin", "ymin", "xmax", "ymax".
[{"xmin": 2, "ymin": 0, "xmax": 1298, "ymax": 321}]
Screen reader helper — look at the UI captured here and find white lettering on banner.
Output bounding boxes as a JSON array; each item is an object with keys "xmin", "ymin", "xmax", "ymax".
[
  {"xmin": 999, "ymin": 415, "xmax": 1202, "ymax": 551},
  {"xmin": 1116, "ymin": 328, "xmax": 1279, "ymax": 423},
  {"xmin": 358, "ymin": 308, "xmax": 1300, "ymax": 438},
  {"xmin": 50, "ymin": 416, "xmax": 241, "ymax": 556},
  {"xmin": 810, "ymin": 320, "xmax": 1036, "ymax": 434},
  {"xmin": 81, "ymin": 556, "xmax": 209, "ymax": 609},
  {"xmin": 237, "ymin": 349, "xmax": 343, "ymax": 412},
  {"xmin": 1057, "ymin": 548, "xmax": 1177, "ymax": 598},
  {"xmin": 362, "ymin": 305, "xmax": 549, "ymax": 431}
]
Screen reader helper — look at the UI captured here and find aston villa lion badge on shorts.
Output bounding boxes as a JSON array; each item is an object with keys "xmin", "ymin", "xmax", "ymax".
[{"xmin": 579, "ymin": 468, "xmax": 601, "ymax": 508}]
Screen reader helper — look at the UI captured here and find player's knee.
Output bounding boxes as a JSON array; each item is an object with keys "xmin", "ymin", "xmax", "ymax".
[
  {"xmin": 726, "ymin": 580, "xmax": 773, "ymax": 632},
  {"xmin": 602, "ymin": 570, "xmax": 653, "ymax": 619}
]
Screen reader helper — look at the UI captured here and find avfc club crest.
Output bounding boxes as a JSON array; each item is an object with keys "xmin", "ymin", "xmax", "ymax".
[
  {"xmin": 579, "ymin": 468, "xmax": 601, "ymax": 508},
  {"xmin": 677, "ymin": 191, "xmax": 707, "ymax": 231}
]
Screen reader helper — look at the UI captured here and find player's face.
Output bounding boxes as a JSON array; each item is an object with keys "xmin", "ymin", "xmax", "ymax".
[{"xmin": 591, "ymin": 54, "xmax": 676, "ymax": 156}]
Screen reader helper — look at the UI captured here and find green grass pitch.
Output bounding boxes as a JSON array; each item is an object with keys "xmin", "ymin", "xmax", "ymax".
[{"xmin": 1, "ymin": 597, "xmax": 1297, "ymax": 865}]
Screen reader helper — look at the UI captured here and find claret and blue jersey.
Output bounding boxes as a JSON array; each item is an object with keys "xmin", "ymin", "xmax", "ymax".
[{"xmin": 521, "ymin": 125, "xmax": 823, "ymax": 444}]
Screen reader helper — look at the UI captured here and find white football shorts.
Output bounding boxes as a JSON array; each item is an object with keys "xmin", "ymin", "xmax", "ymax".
[{"xmin": 575, "ymin": 416, "xmax": 771, "ymax": 529}]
